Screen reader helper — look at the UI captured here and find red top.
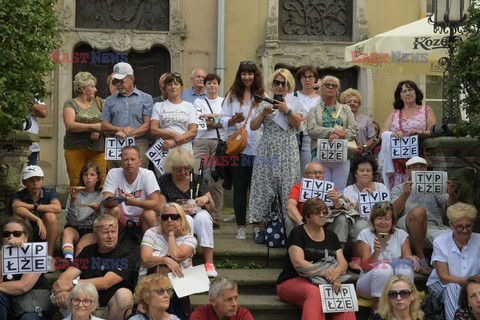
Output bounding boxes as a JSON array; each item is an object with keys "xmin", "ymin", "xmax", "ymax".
[{"xmin": 190, "ymin": 304, "xmax": 254, "ymax": 320}]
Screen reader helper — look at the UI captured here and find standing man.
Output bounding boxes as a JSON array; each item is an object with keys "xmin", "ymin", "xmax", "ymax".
[
  {"xmin": 153, "ymin": 72, "xmax": 169, "ymax": 104},
  {"xmin": 102, "ymin": 146, "xmax": 161, "ymax": 232},
  {"xmin": 190, "ymin": 277, "xmax": 254, "ymax": 320},
  {"xmin": 26, "ymin": 99, "xmax": 48, "ymax": 165},
  {"xmin": 101, "ymin": 62, "xmax": 153, "ymax": 168},
  {"xmin": 181, "ymin": 69, "xmax": 207, "ymax": 103},
  {"xmin": 53, "ymin": 215, "xmax": 136, "ymax": 320}
]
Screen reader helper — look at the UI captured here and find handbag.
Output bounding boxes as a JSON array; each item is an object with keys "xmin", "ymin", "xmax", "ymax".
[
  {"xmin": 225, "ymin": 105, "xmax": 254, "ymax": 156},
  {"xmin": 265, "ymin": 195, "xmax": 286, "ymax": 248},
  {"xmin": 333, "ymin": 104, "xmax": 357, "ymax": 156},
  {"xmin": 10, "ymin": 289, "xmax": 52, "ymax": 318},
  {"xmin": 294, "ymin": 249, "xmax": 351, "ymax": 285}
]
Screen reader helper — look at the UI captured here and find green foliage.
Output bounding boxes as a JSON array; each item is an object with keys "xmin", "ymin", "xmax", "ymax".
[
  {"xmin": 0, "ymin": 0, "xmax": 60, "ymax": 136},
  {"xmin": 448, "ymin": 3, "xmax": 480, "ymax": 137}
]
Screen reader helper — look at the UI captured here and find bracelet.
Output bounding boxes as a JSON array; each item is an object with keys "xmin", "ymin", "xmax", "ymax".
[{"xmin": 283, "ymin": 109, "xmax": 292, "ymax": 116}]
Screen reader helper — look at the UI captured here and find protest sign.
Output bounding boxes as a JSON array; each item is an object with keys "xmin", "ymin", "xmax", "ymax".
[
  {"xmin": 300, "ymin": 178, "xmax": 335, "ymax": 206},
  {"xmin": 105, "ymin": 137, "xmax": 136, "ymax": 160}
]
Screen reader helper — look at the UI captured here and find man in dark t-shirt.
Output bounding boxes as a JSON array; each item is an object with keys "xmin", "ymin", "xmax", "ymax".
[{"xmin": 52, "ymin": 215, "xmax": 136, "ymax": 320}]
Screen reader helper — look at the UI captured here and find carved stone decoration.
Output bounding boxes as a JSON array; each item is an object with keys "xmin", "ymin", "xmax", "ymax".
[
  {"xmin": 279, "ymin": 0, "xmax": 353, "ymax": 41},
  {"xmin": 75, "ymin": 0, "xmax": 169, "ymax": 31}
]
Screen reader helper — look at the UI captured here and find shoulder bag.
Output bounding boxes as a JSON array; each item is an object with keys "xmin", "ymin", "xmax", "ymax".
[
  {"xmin": 225, "ymin": 105, "xmax": 254, "ymax": 156},
  {"xmin": 334, "ymin": 104, "xmax": 357, "ymax": 156},
  {"xmin": 10, "ymin": 289, "xmax": 52, "ymax": 318}
]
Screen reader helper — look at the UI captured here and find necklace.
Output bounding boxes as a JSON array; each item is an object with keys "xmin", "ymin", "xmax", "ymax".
[{"xmin": 453, "ymin": 235, "xmax": 468, "ymax": 249}]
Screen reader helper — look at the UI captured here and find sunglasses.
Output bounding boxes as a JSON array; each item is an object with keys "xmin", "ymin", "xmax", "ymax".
[
  {"xmin": 161, "ymin": 214, "xmax": 181, "ymax": 221},
  {"xmin": 112, "ymin": 78, "xmax": 125, "ymax": 85},
  {"xmin": 323, "ymin": 83, "xmax": 339, "ymax": 88},
  {"xmin": 374, "ymin": 202, "xmax": 394, "ymax": 210},
  {"xmin": 95, "ymin": 223, "xmax": 117, "ymax": 232},
  {"xmin": 152, "ymin": 288, "xmax": 175, "ymax": 296},
  {"xmin": 240, "ymin": 61, "xmax": 255, "ymax": 66},
  {"xmin": 2, "ymin": 230, "xmax": 24, "ymax": 238},
  {"xmin": 388, "ymin": 290, "xmax": 412, "ymax": 300},
  {"xmin": 273, "ymin": 80, "xmax": 287, "ymax": 88},
  {"xmin": 71, "ymin": 298, "xmax": 94, "ymax": 306}
]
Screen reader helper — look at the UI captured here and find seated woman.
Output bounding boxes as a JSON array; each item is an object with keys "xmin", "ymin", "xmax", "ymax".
[
  {"xmin": 62, "ymin": 162, "xmax": 103, "ymax": 260},
  {"xmin": 0, "ymin": 219, "xmax": 52, "ymax": 319},
  {"xmin": 139, "ymin": 202, "xmax": 196, "ymax": 320},
  {"xmin": 375, "ymin": 274, "xmax": 424, "ymax": 320},
  {"xmin": 455, "ymin": 276, "xmax": 480, "ymax": 320},
  {"xmin": 276, "ymin": 197, "xmax": 355, "ymax": 320},
  {"xmin": 158, "ymin": 147, "xmax": 217, "ymax": 278},
  {"xmin": 131, "ymin": 274, "xmax": 180, "ymax": 320},
  {"xmin": 356, "ymin": 202, "xmax": 418, "ymax": 312},
  {"xmin": 63, "ymin": 282, "xmax": 103, "ymax": 320},
  {"xmin": 427, "ymin": 202, "xmax": 480, "ymax": 320}
]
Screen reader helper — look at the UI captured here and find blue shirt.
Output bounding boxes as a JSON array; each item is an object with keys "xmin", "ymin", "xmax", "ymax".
[
  {"xmin": 101, "ymin": 87, "xmax": 153, "ymax": 137},
  {"xmin": 181, "ymin": 87, "xmax": 206, "ymax": 104}
]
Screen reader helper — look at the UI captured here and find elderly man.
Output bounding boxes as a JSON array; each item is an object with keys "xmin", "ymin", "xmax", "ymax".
[
  {"xmin": 190, "ymin": 276, "xmax": 253, "ymax": 320},
  {"xmin": 153, "ymin": 72, "xmax": 168, "ymax": 104},
  {"xmin": 101, "ymin": 62, "xmax": 153, "ymax": 168},
  {"xmin": 181, "ymin": 68, "xmax": 207, "ymax": 103},
  {"xmin": 392, "ymin": 156, "xmax": 459, "ymax": 273},
  {"xmin": 102, "ymin": 145, "xmax": 161, "ymax": 232},
  {"xmin": 285, "ymin": 162, "xmax": 348, "ymax": 247},
  {"xmin": 53, "ymin": 215, "xmax": 137, "ymax": 320}
]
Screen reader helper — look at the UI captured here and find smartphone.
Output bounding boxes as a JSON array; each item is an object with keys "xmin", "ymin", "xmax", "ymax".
[
  {"xmin": 378, "ymin": 233, "xmax": 388, "ymax": 248},
  {"xmin": 273, "ymin": 94, "xmax": 283, "ymax": 102}
]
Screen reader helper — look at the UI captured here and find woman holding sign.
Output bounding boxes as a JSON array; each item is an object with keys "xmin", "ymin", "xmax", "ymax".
[
  {"xmin": 63, "ymin": 71, "xmax": 106, "ymax": 186},
  {"xmin": 276, "ymin": 198, "xmax": 355, "ymax": 320},
  {"xmin": 381, "ymin": 80, "xmax": 436, "ymax": 188},
  {"xmin": 307, "ymin": 75, "xmax": 358, "ymax": 193},
  {"xmin": 356, "ymin": 202, "xmax": 419, "ymax": 313},
  {"xmin": 0, "ymin": 219, "xmax": 52, "ymax": 319}
]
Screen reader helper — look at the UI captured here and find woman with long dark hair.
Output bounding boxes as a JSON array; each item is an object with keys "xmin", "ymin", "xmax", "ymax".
[{"xmin": 219, "ymin": 61, "xmax": 266, "ymax": 240}]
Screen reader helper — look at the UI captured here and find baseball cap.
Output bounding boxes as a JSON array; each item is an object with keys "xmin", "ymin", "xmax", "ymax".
[
  {"xmin": 405, "ymin": 156, "xmax": 427, "ymax": 168},
  {"xmin": 112, "ymin": 62, "xmax": 134, "ymax": 80},
  {"xmin": 22, "ymin": 165, "xmax": 44, "ymax": 180}
]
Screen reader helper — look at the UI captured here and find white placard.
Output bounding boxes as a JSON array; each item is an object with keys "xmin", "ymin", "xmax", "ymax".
[
  {"xmin": 197, "ymin": 117, "xmax": 207, "ymax": 131},
  {"xmin": 168, "ymin": 264, "xmax": 210, "ymax": 298},
  {"xmin": 317, "ymin": 139, "xmax": 348, "ymax": 162},
  {"xmin": 412, "ymin": 171, "xmax": 448, "ymax": 195},
  {"xmin": 300, "ymin": 178, "xmax": 335, "ymax": 206},
  {"xmin": 146, "ymin": 139, "xmax": 169, "ymax": 175},
  {"xmin": 358, "ymin": 191, "xmax": 391, "ymax": 217},
  {"xmin": 2, "ymin": 242, "xmax": 48, "ymax": 275},
  {"xmin": 104, "ymin": 137, "xmax": 136, "ymax": 160},
  {"xmin": 319, "ymin": 284, "xmax": 358, "ymax": 313},
  {"xmin": 390, "ymin": 135, "xmax": 419, "ymax": 159}
]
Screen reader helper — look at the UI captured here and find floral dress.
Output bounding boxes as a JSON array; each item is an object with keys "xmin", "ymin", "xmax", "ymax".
[
  {"xmin": 389, "ymin": 105, "xmax": 429, "ymax": 187},
  {"xmin": 248, "ymin": 101, "xmax": 300, "ymax": 223}
]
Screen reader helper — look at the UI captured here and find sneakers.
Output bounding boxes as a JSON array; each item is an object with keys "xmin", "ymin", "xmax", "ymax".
[
  {"xmin": 222, "ymin": 214, "xmax": 236, "ymax": 222},
  {"xmin": 47, "ymin": 255, "xmax": 55, "ymax": 273},
  {"xmin": 236, "ymin": 227, "xmax": 246, "ymax": 240},
  {"xmin": 205, "ymin": 263, "xmax": 218, "ymax": 278}
]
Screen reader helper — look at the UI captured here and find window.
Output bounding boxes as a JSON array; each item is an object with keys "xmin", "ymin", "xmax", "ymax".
[{"xmin": 425, "ymin": 76, "xmax": 443, "ymax": 123}]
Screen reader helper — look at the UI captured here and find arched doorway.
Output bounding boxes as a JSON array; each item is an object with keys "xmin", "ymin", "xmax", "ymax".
[{"xmin": 72, "ymin": 44, "xmax": 171, "ymax": 99}]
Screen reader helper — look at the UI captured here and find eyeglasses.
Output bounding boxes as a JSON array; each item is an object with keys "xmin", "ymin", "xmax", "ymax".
[
  {"xmin": 302, "ymin": 75, "xmax": 315, "ymax": 79},
  {"xmin": 374, "ymin": 202, "xmax": 394, "ymax": 210},
  {"xmin": 388, "ymin": 290, "xmax": 412, "ymax": 300},
  {"xmin": 173, "ymin": 166, "xmax": 191, "ymax": 173},
  {"xmin": 451, "ymin": 223, "xmax": 474, "ymax": 232},
  {"xmin": 71, "ymin": 298, "xmax": 94, "ymax": 306},
  {"xmin": 400, "ymin": 88, "xmax": 414, "ymax": 94},
  {"xmin": 273, "ymin": 80, "xmax": 287, "ymax": 88},
  {"xmin": 2, "ymin": 230, "xmax": 24, "ymax": 238},
  {"xmin": 312, "ymin": 211, "xmax": 327, "ymax": 216},
  {"xmin": 305, "ymin": 170, "xmax": 325, "ymax": 175},
  {"xmin": 152, "ymin": 288, "xmax": 175, "ymax": 296},
  {"xmin": 240, "ymin": 61, "xmax": 255, "ymax": 66},
  {"xmin": 161, "ymin": 214, "xmax": 181, "ymax": 221},
  {"xmin": 323, "ymin": 83, "xmax": 339, "ymax": 89}
]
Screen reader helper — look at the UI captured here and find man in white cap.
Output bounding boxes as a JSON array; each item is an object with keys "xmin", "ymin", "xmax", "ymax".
[
  {"xmin": 11, "ymin": 165, "xmax": 62, "ymax": 272},
  {"xmin": 391, "ymin": 156, "xmax": 459, "ymax": 274},
  {"xmin": 101, "ymin": 62, "xmax": 154, "ymax": 168}
]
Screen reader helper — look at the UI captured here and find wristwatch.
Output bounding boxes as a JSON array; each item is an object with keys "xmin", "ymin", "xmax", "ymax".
[
  {"xmin": 363, "ymin": 144, "xmax": 368, "ymax": 149},
  {"xmin": 283, "ymin": 109, "xmax": 292, "ymax": 116},
  {"xmin": 72, "ymin": 279, "xmax": 79, "ymax": 286}
]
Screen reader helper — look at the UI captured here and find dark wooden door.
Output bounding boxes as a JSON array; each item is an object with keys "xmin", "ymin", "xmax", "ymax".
[{"xmin": 72, "ymin": 44, "xmax": 171, "ymax": 99}]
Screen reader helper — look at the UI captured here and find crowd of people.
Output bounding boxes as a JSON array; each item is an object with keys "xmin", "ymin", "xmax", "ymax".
[{"xmin": 3, "ymin": 60, "xmax": 478, "ymax": 320}]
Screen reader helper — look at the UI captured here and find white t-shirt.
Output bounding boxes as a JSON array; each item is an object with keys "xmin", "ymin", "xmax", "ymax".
[
  {"xmin": 103, "ymin": 168, "xmax": 160, "ymax": 222},
  {"xmin": 138, "ymin": 226, "xmax": 197, "ymax": 281},
  {"xmin": 193, "ymin": 96, "xmax": 226, "ymax": 140},
  {"xmin": 151, "ymin": 100, "xmax": 198, "ymax": 151},
  {"xmin": 343, "ymin": 182, "xmax": 389, "ymax": 204}
]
